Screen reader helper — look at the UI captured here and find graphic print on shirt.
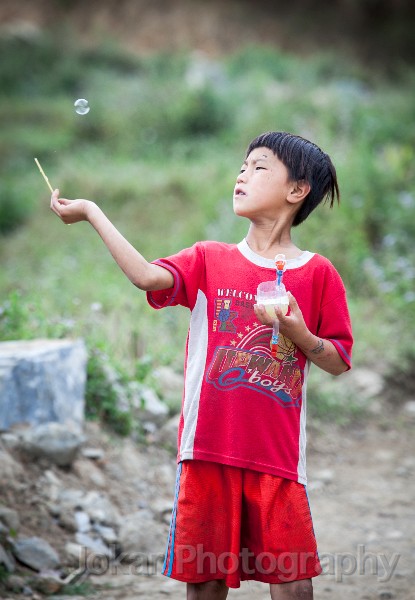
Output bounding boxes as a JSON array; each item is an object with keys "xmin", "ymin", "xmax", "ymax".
[
  {"xmin": 207, "ymin": 322, "xmax": 302, "ymax": 408},
  {"xmin": 213, "ymin": 298, "xmax": 238, "ymax": 333}
]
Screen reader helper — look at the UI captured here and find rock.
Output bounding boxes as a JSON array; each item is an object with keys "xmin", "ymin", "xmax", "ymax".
[
  {"xmin": 0, "ymin": 521, "xmax": 8, "ymax": 537},
  {"xmin": 72, "ymin": 459, "xmax": 106, "ymax": 488},
  {"xmin": 342, "ymin": 368, "xmax": 384, "ymax": 400},
  {"xmin": 23, "ymin": 585, "xmax": 34, "ymax": 596},
  {"xmin": 81, "ymin": 447, "xmax": 105, "ymax": 460},
  {"xmin": 402, "ymin": 456, "xmax": 415, "ymax": 470},
  {"xmin": 129, "ymin": 382, "xmax": 169, "ymax": 425},
  {"xmin": 375, "ymin": 450, "xmax": 394, "ymax": 461},
  {"xmin": 152, "ymin": 365, "xmax": 183, "ymax": 412},
  {"xmin": 385, "ymin": 529, "xmax": 404, "ymax": 539},
  {"xmin": 367, "ymin": 399, "xmax": 383, "ymax": 415},
  {"xmin": 0, "ymin": 447, "xmax": 26, "ymax": 490},
  {"xmin": 4, "ymin": 574, "xmax": 25, "ymax": 592},
  {"xmin": 0, "ymin": 506, "xmax": 20, "ymax": 531},
  {"xmin": 154, "ymin": 414, "xmax": 180, "ymax": 452},
  {"xmin": 151, "ymin": 498, "xmax": 173, "ymax": 518},
  {"xmin": 403, "ymin": 400, "xmax": 415, "ymax": 417},
  {"xmin": 64, "ymin": 542, "xmax": 85, "ymax": 567},
  {"xmin": 62, "ymin": 565, "xmax": 89, "ymax": 586},
  {"xmin": 151, "ymin": 499, "xmax": 173, "ymax": 526},
  {"xmin": 313, "ymin": 469, "xmax": 335, "ymax": 483},
  {"xmin": 142, "ymin": 421, "xmax": 158, "ymax": 436},
  {"xmin": 57, "ymin": 489, "xmax": 120, "ymax": 528},
  {"xmin": 118, "ymin": 510, "xmax": 167, "ymax": 557},
  {"xmin": 74, "ymin": 510, "xmax": 91, "ymax": 533},
  {"xmin": 307, "ymin": 480, "xmax": 324, "ymax": 492},
  {"xmin": 56, "ymin": 506, "xmax": 93, "ymax": 535},
  {"xmin": 0, "ymin": 542, "xmax": 16, "ymax": 572},
  {"xmin": 12, "ymin": 536, "xmax": 60, "ymax": 571},
  {"xmin": 18, "ymin": 422, "xmax": 85, "ymax": 467},
  {"xmin": 57, "ymin": 488, "xmax": 84, "ymax": 511},
  {"xmin": 75, "ymin": 532, "xmax": 112, "ymax": 557},
  {"xmin": 31, "ymin": 571, "xmax": 64, "ymax": 595},
  {"xmin": 80, "ymin": 491, "xmax": 120, "ymax": 527},
  {"xmin": 0, "ymin": 432, "xmax": 19, "ymax": 450},
  {"xmin": 37, "ymin": 469, "xmax": 63, "ymax": 503},
  {"xmin": 153, "ymin": 462, "xmax": 177, "ymax": 491},
  {"xmin": 92, "ymin": 524, "xmax": 118, "ymax": 544},
  {"xmin": 0, "ymin": 339, "xmax": 87, "ymax": 431},
  {"xmin": 58, "ymin": 510, "xmax": 78, "ymax": 533}
]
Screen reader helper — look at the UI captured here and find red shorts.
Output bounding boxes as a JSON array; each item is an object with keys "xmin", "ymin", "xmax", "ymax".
[{"xmin": 162, "ymin": 460, "xmax": 321, "ymax": 588}]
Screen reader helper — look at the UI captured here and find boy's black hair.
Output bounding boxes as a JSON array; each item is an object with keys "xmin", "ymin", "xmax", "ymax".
[{"xmin": 246, "ymin": 131, "xmax": 340, "ymax": 226}]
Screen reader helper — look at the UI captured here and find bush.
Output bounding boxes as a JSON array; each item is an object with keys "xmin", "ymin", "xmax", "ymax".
[
  {"xmin": 85, "ymin": 348, "xmax": 133, "ymax": 437},
  {"xmin": 172, "ymin": 86, "xmax": 232, "ymax": 137},
  {"xmin": 0, "ymin": 185, "xmax": 32, "ymax": 234},
  {"xmin": 0, "ymin": 31, "xmax": 142, "ymax": 98}
]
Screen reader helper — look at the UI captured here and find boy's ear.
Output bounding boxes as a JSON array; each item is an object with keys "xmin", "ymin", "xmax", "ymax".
[{"xmin": 287, "ymin": 179, "xmax": 311, "ymax": 204}]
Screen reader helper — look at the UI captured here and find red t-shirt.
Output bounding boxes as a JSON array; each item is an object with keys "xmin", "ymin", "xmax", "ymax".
[{"xmin": 147, "ymin": 239, "xmax": 353, "ymax": 484}]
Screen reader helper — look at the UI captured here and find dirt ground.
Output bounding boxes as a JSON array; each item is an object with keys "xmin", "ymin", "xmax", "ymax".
[
  {"xmin": 82, "ymin": 409, "xmax": 415, "ymax": 600},
  {"xmin": 2, "ymin": 405, "xmax": 414, "ymax": 600}
]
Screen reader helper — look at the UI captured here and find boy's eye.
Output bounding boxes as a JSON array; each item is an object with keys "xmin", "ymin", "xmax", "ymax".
[{"xmin": 256, "ymin": 166, "xmax": 265, "ymax": 170}]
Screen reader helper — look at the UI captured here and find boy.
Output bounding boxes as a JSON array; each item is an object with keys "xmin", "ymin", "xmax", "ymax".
[{"xmin": 50, "ymin": 131, "xmax": 353, "ymax": 599}]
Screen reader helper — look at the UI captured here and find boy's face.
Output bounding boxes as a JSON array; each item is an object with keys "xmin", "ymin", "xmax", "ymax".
[{"xmin": 233, "ymin": 147, "xmax": 294, "ymax": 221}]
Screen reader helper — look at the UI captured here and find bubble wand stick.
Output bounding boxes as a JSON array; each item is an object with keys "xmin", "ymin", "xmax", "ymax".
[
  {"xmin": 34, "ymin": 158, "xmax": 54, "ymax": 193},
  {"xmin": 270, "ymin": 254, "xmax": 287, "ymax": 359}
]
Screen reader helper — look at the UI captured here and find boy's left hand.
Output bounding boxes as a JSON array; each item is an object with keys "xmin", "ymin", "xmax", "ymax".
[{"xmin": 254, "ymin": 291, "xmax": 308, "ymax": 345}]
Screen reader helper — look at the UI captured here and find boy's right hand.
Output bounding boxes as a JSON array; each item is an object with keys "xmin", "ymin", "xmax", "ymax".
[{"xmin": 50, "ymin": 189, "xmax": 93, "ymax": 224}]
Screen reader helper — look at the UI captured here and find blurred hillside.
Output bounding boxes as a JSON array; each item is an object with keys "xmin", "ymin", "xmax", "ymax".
[{"xmin": 1, "ymin": 0, "xmax": 414, "ymax": 68}]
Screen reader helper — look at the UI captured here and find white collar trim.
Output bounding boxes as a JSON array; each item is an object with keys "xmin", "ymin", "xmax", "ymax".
[{"xmin": 237, "ymin": 238, "xmax": 314, "ymax": 270}]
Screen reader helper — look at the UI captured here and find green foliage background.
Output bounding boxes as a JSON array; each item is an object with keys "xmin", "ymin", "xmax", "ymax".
[{"xmin": 1, "ymin": 30, "xmax": 414, "ymax": 425}]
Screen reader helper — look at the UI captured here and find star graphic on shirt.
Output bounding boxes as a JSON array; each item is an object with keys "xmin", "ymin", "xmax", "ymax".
[
  {"xmin": 237, "ymin": 332, "xmax": 244, "ymax": 339},
  {"xmin": 253, "ymin": 322, "xmax": 259, "ymax": 328},
  {"xmin": 230, "ymin": 339, "xmax": 237, "ymax": 346},
  {"xmin": 284, "ymin": 354, "xmax": 298, "ymax": 364},
  {"xmin": 245, "ymin": 325, "xmax": 251, "ymax": 332}
]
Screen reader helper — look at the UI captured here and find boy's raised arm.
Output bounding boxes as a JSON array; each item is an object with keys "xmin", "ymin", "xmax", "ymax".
[{"xmin": 50, "ymin": 189, "xmax": 174, "ymax": 292}]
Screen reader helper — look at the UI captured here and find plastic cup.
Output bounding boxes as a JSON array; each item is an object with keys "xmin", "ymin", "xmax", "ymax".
[{"xmin": 256, "ymin": 281, "xmax": 289, "ymax": 317}]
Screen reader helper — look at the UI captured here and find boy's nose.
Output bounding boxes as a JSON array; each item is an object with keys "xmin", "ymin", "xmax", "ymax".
[{"xmin": 237, "ymin": 171, "xmax": 247, "ymax": 183}]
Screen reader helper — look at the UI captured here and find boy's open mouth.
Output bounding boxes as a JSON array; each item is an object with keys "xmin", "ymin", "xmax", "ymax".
[{"xmin": 234, "ymin": 187, "xmax": 246, "ymax": 196}]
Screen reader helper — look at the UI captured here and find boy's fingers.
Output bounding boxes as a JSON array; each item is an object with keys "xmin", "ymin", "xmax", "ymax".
[
  {"xmin": 274, "ymin": 306, "xmax": 287, "ymax": 321},
  {"xmin": 50, "ymin": 189, "xmax": 61, "ymax": 210},
  {"xmin": 288, "ymin": 291, "xmax": 297, "ymax": 305},
  {"xmin": 50, "ymin": 192, "xmax": 70, "ymax": 221},
  {"xmin": 254, "ymin": 303, "xmax": 269, "ymax": 317},
  {"xmin": 287, "ymin": 291, "xmax": 299, "ymax": 313},
  {"xmin": 50, "ymin": 194, "xmax": 60, "ymax": 213},
  {"xmin": 253, "ymin": 304, "xmax": 264, "ymax": 319},
  {"xmin": 254, "ymin": 304, "xmax": 275, "ymax": 326},
  {"xmin": 50, "ymin": 188, "xmax": 59, "ymax": 201}
]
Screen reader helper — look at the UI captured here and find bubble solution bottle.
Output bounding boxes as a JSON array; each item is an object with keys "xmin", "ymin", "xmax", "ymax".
[
  {"xmin": 256, "ymin": 254, "xmax": 289, "ymax": 358},
  {"xmin": 256, "ymin": 254, "xmax": 289, "ymax": 317}
]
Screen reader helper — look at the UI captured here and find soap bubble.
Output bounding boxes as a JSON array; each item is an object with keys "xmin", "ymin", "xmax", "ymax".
[{"xmin": 74, "ymin": 98, "xmax": 90, "ymax": 115}]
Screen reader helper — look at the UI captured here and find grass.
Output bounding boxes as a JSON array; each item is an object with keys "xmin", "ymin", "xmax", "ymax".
[
  {"xmin": 58, "ymin": 581, "xmax": 98, "ymax": 596},
  {"xmin": 0, "ymin": 34, "xmax": 414, "ymax": 427}
]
